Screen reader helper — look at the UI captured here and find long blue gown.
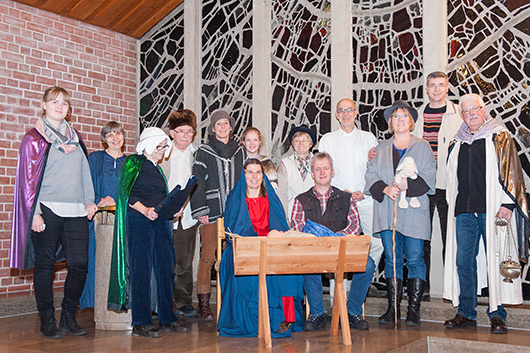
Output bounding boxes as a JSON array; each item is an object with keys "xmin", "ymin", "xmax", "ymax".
[
  {"xmin": 80, "ymin": 150, "xmax": 126, "ymax": 310},
  {"xmin": 217, "ymin": 171, "xmax": 305, "ymax": 337}
]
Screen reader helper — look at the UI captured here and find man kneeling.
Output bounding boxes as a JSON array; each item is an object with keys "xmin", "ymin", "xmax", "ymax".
[{"xmin": 291, "ymin": 152, "xmax": 376, "ymax": 331}]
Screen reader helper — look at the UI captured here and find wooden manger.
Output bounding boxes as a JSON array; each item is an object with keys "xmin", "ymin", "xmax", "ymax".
[{"xmin": 232, "ymin": 234, "xmax": 371, "ymax": 348}]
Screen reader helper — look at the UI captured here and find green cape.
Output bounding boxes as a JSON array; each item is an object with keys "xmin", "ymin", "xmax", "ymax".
[{"xmin": 107, "ymin": 154, "xmax": 145, "ymax": 311}]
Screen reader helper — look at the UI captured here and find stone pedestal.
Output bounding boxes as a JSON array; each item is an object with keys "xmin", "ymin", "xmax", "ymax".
[{"xmin": 94, "ymin": 218, "xmax": 132, "ymax": 330}]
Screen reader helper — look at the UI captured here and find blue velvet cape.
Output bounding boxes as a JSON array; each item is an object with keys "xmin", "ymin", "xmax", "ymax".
[{"xmin": 217, "ymin": 171, "xmax": 305, "ymax": 337}]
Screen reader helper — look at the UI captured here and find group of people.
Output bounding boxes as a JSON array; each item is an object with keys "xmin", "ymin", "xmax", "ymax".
[{"xmin": 9, "ymin": 71, "xmax": 528, "ymax": 341}]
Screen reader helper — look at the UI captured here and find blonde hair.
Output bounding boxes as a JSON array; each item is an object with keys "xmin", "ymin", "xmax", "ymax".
[
  {"xmin": 240, "ymin": 126, "xmax": 263, "ymax": 150},
  {"xmin": 41, "ymin": 86, "xmax": 71, "ymax": 117}
]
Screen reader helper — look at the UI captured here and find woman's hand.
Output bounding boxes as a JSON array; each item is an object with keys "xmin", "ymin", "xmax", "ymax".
[
  {"xmin": 31, "ymin": 214, "xmax": 45, "ymax": 232},
  {"xmin": 97, "ymin": 196, "xmax": 116, "ymax": 207},
  {"xmin": 130, "ymin": 201, "xmax": 158, "ymax": 221},
  {"xmin": 173, "ymin": 207, "xmax": 184, "ymax": 219},
  {"xmin": 199, "ymin": 215, "xmax": 209, "ymax": 225},
  {"xmin": 393, "ymin": 177, "xmax": 408, "ymax": 191},
  {"xmin": 86, "ymin": 204, "xmax": 98, "ymax": 221},
  {"xmin": 267, "ymin": 230, "xmax": 284, "ymax": 238},
  {"xmin": 383, "ymin": 185, "xmax": 399, "ymax": 201},
  {"xmin": 145, "ymin": 207, "xmax": 159, "ymax": 221}
]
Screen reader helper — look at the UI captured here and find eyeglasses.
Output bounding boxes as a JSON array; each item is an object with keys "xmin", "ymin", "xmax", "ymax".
[
  {"xmin": 391, "ymin": 114, "xmax": 409, "ymax": 120},
  {"xmin": 292, "ymin": 139, "xmax": 311, "ymax": 145},
  {"xmin": 156, "ymin": 144, "xmax": 169, "ymax": 151},
  {"xmin": 337, "ymin": 107, "xmax": 356, "ymax": 114},
  {"xmin": 461, "ymin": 106, "xmax": 483, "ymax": 116},
  {"xmin": 174, "ymin": 128, "xmax": 194, "ymax": 135},
  {"xmin": 105, "ymin": 131, "xmax": 123, "ymax": 140}
]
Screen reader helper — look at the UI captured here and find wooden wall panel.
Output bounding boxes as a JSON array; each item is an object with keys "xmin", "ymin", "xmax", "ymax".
[{"xmin": 14, "ymin": 0, "xmax": 184, "ymax": 38}]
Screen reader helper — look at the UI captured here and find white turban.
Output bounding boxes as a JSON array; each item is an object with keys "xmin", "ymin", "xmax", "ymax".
[{"xmin": 136, "ymin": 127, "xmax": 172, "ymax": 158}]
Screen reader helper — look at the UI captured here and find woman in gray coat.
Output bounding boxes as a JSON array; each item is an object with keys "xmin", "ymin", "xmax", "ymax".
[{"xmin": 365, "ymin": 101, "xmax": 436, "ymax": 327}]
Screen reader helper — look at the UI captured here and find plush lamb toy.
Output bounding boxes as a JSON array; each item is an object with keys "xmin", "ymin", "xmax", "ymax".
[{"xmin": 394, "ymin": 156, "xmax": 420, "ymax": 209}]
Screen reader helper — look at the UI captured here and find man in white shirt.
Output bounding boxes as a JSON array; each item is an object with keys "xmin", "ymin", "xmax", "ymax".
[
  {"xmin": 319, "ymin": 98, "xmax": 383, "ymax": 299},
  {"xmin": 160, "ymin": 109, "xmax": 199, "ymax": 317}
]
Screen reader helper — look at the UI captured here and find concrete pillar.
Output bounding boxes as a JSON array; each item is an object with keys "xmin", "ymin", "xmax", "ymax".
[
  {"xmin": 423, "ymin": 1, "xmax": 448, "ymax": 83},
  {"xmin": 184, "ymin": 0, "xmax": 202, "ymax": 141},
  {"xmin": 423, "ymin": 2, "xmax": 447, "ymax": 299},
  {"xmin": 331, "ymin": 0, "xmax": 353, "ymax": 131},
  {"xmin": 252, "ymin": 0, "xmax": 272, "ymax": 154}
]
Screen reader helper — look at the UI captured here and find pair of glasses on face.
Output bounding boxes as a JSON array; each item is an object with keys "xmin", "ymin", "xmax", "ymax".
[
  {"xmin": 174, "ymin": 129, "xmax": 194, "ymax": 135},
  {"xmin": 337, "ymin": 107, "xmax": 356, "ymax": 114},
  {"xmin": 156, "ymin": 144, "xmax": 169, "ymax": 151},
  {"xmin": 461, "ymin": 106, "xmax": 483, "ymax": 116},
  {"xmin": 391, "ymin": 114, "xmax": 409, "ymax": 120},
  {"xmin": 105, "ymin": 131, "xmax": 123, "ymax": 140}
]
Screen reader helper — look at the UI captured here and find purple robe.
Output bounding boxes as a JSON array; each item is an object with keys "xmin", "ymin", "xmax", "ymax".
[{"xmin": 9, "ymin": 127, "xmax": 88, "ymax": 270}]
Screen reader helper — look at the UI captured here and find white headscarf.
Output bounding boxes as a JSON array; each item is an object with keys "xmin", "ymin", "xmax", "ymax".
[{"xmin": 136, "ymin": 127, "xmax": 172, "ymax": 158}]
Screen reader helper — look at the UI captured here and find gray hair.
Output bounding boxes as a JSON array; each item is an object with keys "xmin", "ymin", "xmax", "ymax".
[
  {"xmin": 310, "ymin": 152, "xmax": 334, "ymax": 172},
  {"xmin": 101, "ymin": 121, "xmax": 125, "ymax": 143},
  {"xmin": 459, "ymin": 93, "xmax": 485, "ymax": 110}
]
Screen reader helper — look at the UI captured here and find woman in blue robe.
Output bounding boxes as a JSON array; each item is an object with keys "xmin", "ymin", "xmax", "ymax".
[
  {"xmin": 80, "ymin": 121, "xmax": 127, "ymax": 310},
  {"xmin": 217, "ymin": 159, "xmax": 305, "ymax": 338}
]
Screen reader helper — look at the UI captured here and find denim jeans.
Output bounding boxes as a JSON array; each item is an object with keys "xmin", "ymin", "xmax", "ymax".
[
  {"xmin": 380, "ymin": 230, "xmax": 425, "ymax": 280},
  {"xmin": 455, "ymin": 213, "xmax": 506, "ymax": 321},
  {"xmin": 31, "ymin": 204, "xmax": 89, "ymax": 313},
  {"xmin": 304, "ymin": 256, "xmax": 376, "ymax": 317}
]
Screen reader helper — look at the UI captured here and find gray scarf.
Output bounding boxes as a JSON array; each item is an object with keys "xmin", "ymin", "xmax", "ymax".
[{"xmin": 40, "ymin": 116, "xmax": 79, "ymax": 154}]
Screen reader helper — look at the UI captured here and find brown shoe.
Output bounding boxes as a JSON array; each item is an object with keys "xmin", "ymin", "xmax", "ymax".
[
  {"xmin": 444, "ymin": 313, "xmax": 476, "ymax": 329},
  {"xmin": 490, "ymin": 317, "xmax": 507, "ymax": 334},
  {"xmin": 197, "ymin": 293, "xmax": 214, "ymax": 321}
]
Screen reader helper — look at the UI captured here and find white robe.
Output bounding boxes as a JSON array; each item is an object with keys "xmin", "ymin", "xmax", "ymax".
[{"xmin": 443, "ymin": 132, "xmax": 523, "ymax": 310}]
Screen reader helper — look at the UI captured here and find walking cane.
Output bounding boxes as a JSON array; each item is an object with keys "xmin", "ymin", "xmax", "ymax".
[{"xmin": 392, "ymin": 196, "xmax": 398, "ymax": 329}]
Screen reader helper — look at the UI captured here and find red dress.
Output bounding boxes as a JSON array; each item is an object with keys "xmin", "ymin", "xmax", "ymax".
[{"xmin": 245, "ymin": 196, "xmax": 294, "ymax": 323}]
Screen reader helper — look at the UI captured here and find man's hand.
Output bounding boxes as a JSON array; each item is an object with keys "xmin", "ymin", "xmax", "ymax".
[
  {"xmin": 173, "ymin": 207, "xmax": 184, "ymax": 219},
  {"xmin": 199, "ymin": 215, "xmax": 209, "ymax": 225},
  {"xmin": 368, "ymin": 147, "xmax": 377, "ymax": 161},
  {"xmin": 350, "ymin": 191, "xmax": 365, "ymax": 203},
  {"xmin": 497, "ymin": 206, "xmax": 513, "ymax": 222}
]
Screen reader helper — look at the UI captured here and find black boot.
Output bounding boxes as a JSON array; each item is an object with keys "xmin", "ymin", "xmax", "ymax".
[
  {"xmin": 406, "ymin": 278, "xmax": 424, "ymax": 326},
  {"xmin": 40, "ymin": 309, "xmax": 62, "ymax": 339},
  {"xmin": 59, "ymin": 303, "xmax": 87, "ymax": 335},
  {"xmin": 197, "ymin": 293, "xmax": 214, "ymax": 321},
  {"xmin": 379, "ymin": 278, "xmax": 402, "ymax": 324}
]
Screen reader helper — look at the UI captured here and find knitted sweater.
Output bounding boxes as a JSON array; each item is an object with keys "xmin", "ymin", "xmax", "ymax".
[{"xmin": 190, "ymin": 137, "xmax": 245, "ymax": 222}]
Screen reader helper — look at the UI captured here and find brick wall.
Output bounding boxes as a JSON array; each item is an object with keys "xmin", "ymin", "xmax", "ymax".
[{"xmin": 0, "ymin": 0, "xmax": 138, "ymax": 297}]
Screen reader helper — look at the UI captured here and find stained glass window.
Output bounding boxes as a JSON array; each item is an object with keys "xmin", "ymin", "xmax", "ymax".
[
  {"xmin": 139, "ymin": 5, "xmax": 184, "ymax": 130},
  {"xmin": 352, "ymin": 0, "xmax": 423, "ymax": 141},
  {"xmin": 447, "ymin": 0, "xmax": 530, "ymax": 183},
  {"xmin": 201, "ymin": 0, "xmax": 253, "ymax": 140},
  {"xmin": 271, "ymin": 0, "xmax": 332, "ymax": 160}
]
